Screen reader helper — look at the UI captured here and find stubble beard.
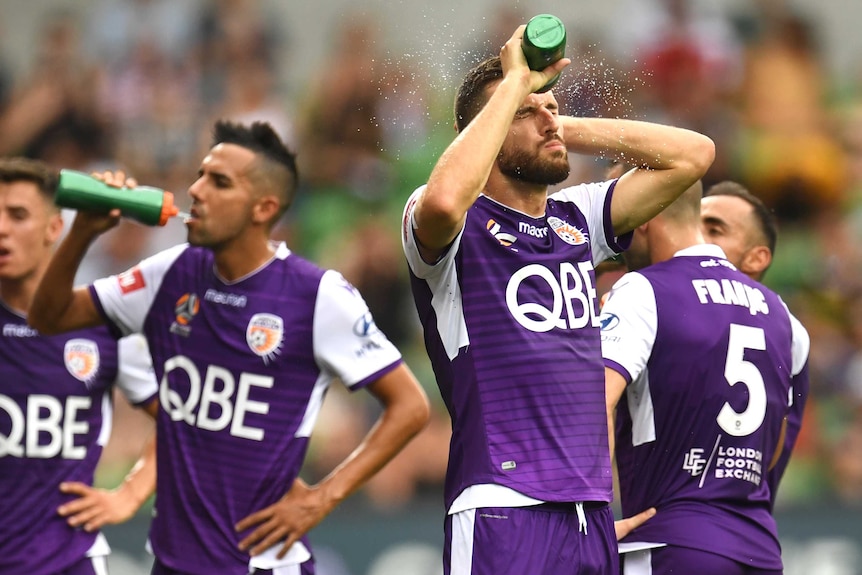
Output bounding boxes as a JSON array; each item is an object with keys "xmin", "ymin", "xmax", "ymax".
[{"xmin": 497, "ymin": 146, "xmax": 570, "ymax": 186}]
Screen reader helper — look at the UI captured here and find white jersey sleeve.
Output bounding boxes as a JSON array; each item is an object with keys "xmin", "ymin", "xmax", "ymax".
[
  {"xmin": 115, "ymin": 333, "xmax": 159, "ymax": 406},
  {"xmin": 550, "ymin": 180, "xmax": 623, "ymax": 265},
  {"xmin": 91, "ymin": 244, "xmax": 188, "ymax": 336},
  {"xmin": 400, "ymin": 185, "xmax": 469, "ymax": 360},
  {"xmin": 313, "ymin": 270, "xmax": 402, "ymax": 389},
  {"xmin": 401, "ymin": 185, "xmax": 465, "ymax": 280},
  {"xmin": 786, "ymin": 307, "xmax": 810, "ymax": 377},
  {"xmin": 599, "ymin": 271, "xmax": 658, "ymax": 383}
]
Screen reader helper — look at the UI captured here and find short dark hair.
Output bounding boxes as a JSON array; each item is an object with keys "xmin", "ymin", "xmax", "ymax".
[
  {"xmin": 704, "ymin": 181, "xmax": 778, "ymax": 254},
  {"xmin": 211, "ymin": 120, "xmax": 299, "ymax": 221},
  {"xmin": 454, "ymin": 57, "xmax": 503, "ymax": 132},
  {"xmin": 0, "ymin": 157, "xmax": 59, "ymax": 206}
]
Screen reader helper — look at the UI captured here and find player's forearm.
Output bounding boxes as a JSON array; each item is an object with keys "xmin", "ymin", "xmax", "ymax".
[
  {"xmin": 561, "ymin": 117, "xmax": 715, "ymax": 177},
  {"xmin": 315, "ymin": 383, "xmax": 429, "ymax": 507},
  {"xmin": 117, "ymin": 433, "xmax": 156, "ymax": 509},
  {"xmin": 418, "ymin": 76, "xmax": 529, "ymax": 248}
]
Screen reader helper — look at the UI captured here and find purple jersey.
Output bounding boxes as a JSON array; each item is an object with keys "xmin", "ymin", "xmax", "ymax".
[
  {"xmin": 767, "ymin": 311, "xmax": 810, "ymax": 506},
  {"xmin": 601, "ymin": 245, "xmax": 810, "ymax": 570},
  {"xmin": 402, "ymin": 182, "xmax": 630, "ymax": 512},
  {"xmin": 0, "ymin": 304, "xmax": 157, "ymax": 575},
  {"xmin": 91, "ymin": 242, "xmax": 403, "ymax": 575}
]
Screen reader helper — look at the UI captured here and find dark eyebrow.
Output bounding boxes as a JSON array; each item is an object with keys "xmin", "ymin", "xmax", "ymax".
[
  {"xmin": 701, "ymin": 215, "xmax": 727, "ymax": 228},
  {"xmin": 199, "ymin": 167, "xmax": 233, "ymax": 184}
]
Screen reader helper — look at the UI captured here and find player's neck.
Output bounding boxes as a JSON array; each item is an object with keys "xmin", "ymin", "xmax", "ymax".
[
  {"xmin": 0, "ymin": 274, "xmax": 40, "ymax": 316},
  {"xmin": 485, "ymin": 176, "xmax": 548, "ymax": 217},
  {"xmin": 212, "ymin": 236, "xmax": 276, "ymax": 283},
  {"xmin": 652, "ymin": 225, "xmax": 705, "ymax": 263}
]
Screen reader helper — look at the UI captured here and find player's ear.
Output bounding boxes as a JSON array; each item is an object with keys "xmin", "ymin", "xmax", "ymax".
[
  {"xmin": 740, "ymin": 245, "xmax": 771, "ymax": 278},
  {"xmin": 252, "ymin": 195, "xmax": 281, "ymax": 226},
  {"xmin": 45, "ymin": 210, "xmax": 64, "ymax": 245}
]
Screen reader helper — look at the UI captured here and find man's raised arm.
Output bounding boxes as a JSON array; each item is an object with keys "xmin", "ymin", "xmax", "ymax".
[{"xmin": 560, "ymin": 116, "xmax": 715, "ymax": 236}]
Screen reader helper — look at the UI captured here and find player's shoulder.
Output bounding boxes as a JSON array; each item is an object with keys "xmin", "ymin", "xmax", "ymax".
[
  {"xmin": 548, "ymin": 180, "xmax": 614, "ymax": 204},
  {"xmin": 275, "ymin": 245, "xmax": 328, "ymax": 281},
  {"xmin": 142, "ymin": 242, "xmax": 199, "ymax": 274},
  {"xmin": 606, "ymin": 269, "xmax": 651, "ymax": 300}
]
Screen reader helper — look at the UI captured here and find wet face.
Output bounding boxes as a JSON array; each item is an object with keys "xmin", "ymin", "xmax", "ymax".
[
  {"xmin": 497, "ymin": 88, "xmax": 570, "ymax": 185},
  {"xmin": 185, "ymin": 143, "xmax": 259, "ymax": 249},
  {"xmin": 0, "ymin": 181, "xmax": 62, "ymax": 282},
  {"xmin": 700, "ymin": 195, "xmax": 758, "ymax": 269}
]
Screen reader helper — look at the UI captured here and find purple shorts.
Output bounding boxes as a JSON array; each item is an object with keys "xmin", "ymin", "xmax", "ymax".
[
  {"xmin": 444, "ymin": 502, "xmax": 618, "ymax": 575},
  {"xmin": 621, "ymin": 545, "xmax": 783, "ymax": 575},
  {"xmin": 54, "ymin": 555, "xmax": 108, "ymax": 575},
  {"xmin": 151, "ymin": 558, "xmax": 315, "ymax": 575}
]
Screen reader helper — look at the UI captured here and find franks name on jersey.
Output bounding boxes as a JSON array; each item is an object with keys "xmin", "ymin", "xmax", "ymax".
[{"xmin": 691, "ymin": 277, "xmax": 769, "ymax": 316}]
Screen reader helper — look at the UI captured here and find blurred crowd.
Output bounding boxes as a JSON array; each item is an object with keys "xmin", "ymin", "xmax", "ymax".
[{"xmin": 2, "ymin": 0, "xmax": 861, "ymax": 512}]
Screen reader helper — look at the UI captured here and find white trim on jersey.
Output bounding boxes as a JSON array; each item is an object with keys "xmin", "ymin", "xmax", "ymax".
[
  {"xmin": 448, "ymin": 484, "xmax": 543, "ymax": 515},
  {"xmin": 85, "ymin": 532, "xmax": 111, "ymax": 558},
  {"xmin": 312, "ymin": 270, "xmax": 402, "ymax": 388},
  {"xmin": 628, "ymin": 367, "xmax": 657, "ymax": 447},
  {"xmin": 268, "ymin": 565, "xmax": 301, "ymax": 575},
  {"xmin": 621, "ymin": 548, "xmax": 653, "ymax": 575},
  {"xmin": 90, "ymin": 556, "xmax": 109, "ymax": 575},
  {"xmin": 550, "ymin": 180, "xmax": 621, "ymax": 263},
  {"xmin": 401, "ymin": 186, "xmax": 469, "ymax": 361},
  {"xmin": 115, "ymin": 334, "xmax": 159, "ymax": 405},
  {"xmin": 294, "ymin": 374, "xmax": 329, "ymax": 439},
  {"xmin": 96, "ymin": 389, "xmax": 112, "ymax": 447},
  {"xmin": 601, "ymin": 272, "xmax": 660, "ymax": 446},
  {"xmin": 248, "ymin": 540, "xmax": 311, "ymax": 569},
  {"xmin": 449, "ymin": 508, "xmax": 477, "ymax": 575},
  {"xmin": 786, "ymin": 306, "xmax": 810, "ymax": 377},
  {"xmin": 92, "ymin": 244, "xmax": 189, "ymax": 335},
  {"xmin": 600, "ymin": 272, "xmax": 658, "ymax": 383}
]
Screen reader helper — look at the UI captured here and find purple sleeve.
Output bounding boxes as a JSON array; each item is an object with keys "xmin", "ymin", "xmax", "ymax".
[{"xmin": 602, "ymin": 179, "xmax": 633, "ymax": 253}]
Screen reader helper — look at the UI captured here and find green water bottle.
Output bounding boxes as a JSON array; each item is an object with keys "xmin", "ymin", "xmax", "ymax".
[
  {"xmin": 522, "ymin": 14, "xmax": 567, "ymax": 93},
  {"xmin": 55, "ymin": 169, "xmax": 180, "ymax": 227}
]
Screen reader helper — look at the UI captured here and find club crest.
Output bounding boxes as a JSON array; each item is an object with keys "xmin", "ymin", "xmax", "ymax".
[
  {"xmin": 547, "ymin": 216, "xmax": 587, "ymax": 245},
  {"xmin": 246, "ymin": 313, "xmax": 284, "ymax": 363},
  {"xmin": 64, "ymin": 338, "xmax": 100, "ymax": 384}
]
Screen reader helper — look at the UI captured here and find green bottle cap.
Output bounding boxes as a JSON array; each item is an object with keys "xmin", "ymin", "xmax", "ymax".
[{"xmin": 522, "ymin": 14, "xmax": 566, "ymax": 93}]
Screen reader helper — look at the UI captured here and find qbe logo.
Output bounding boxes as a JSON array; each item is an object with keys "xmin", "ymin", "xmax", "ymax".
[{"xmin": 505, "ymin": 261, "xmax": 599, "ymax": 332}]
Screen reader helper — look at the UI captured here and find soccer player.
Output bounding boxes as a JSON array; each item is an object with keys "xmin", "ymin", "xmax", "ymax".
[
  {"xmin": 700, "ymin": 180, "xmax": 810, "ymax": 502},
  {"xmin": 0, "ymin": 157, "xmax": 159, "ymax": 575},
  {"xmin": 600, "ymin": 182, "xmax": 810, "ymax": 574},
  {"xmin": 400, "ymin": 24, "xmax": 714, "ymax": 575},
  {"xmin": 29, "ymin": 120, "xmax": 431, "ymax": 575}
]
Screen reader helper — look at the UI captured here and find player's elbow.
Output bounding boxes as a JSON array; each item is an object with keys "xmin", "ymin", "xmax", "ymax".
[
  {"xmin": 403, "ymin": 388, "xmax": 432, "ymax": 438},
  {"xmin": 416, "ymin": 188, "xmax": 464, "ymax": 231},
  {"xmin": 684, "ymin": 134, "xmax": 716, "ymax": 179}
]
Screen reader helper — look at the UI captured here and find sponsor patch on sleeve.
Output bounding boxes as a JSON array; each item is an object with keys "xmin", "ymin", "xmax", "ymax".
[{"xmin": 117, "ymin": 267, "xmax": 146, "ymax": 294}]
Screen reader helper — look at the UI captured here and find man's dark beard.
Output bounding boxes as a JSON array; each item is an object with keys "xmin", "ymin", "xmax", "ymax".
[{"xmin": 498, "ymin": 146, "xmax": 570, "ymax": 185}]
